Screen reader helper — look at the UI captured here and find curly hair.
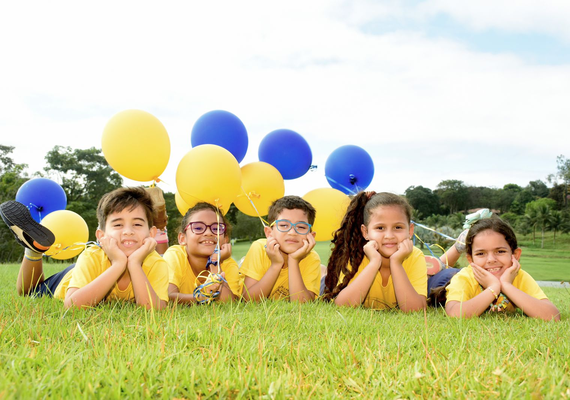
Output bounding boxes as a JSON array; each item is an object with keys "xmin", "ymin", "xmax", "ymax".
[{"xmin": 321, "ymin": 191, "xmax": 413, "ymax": 301}]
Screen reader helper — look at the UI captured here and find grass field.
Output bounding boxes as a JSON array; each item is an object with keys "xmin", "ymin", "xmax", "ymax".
[{"xmin": 1, "ymin": 257, "xmax": 569, "ymax": 398}]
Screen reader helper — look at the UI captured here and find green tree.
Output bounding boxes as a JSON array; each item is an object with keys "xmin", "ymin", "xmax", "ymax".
[
  {"xmin": 466, "ymin": 186, "xmax": 498, "ymax": 211},
  {"xmin": 548, "ymin": 183, "xmax": 566, "ymax": 209},
  {"xmin": 527, "ymin": 180, "xmax": 549, "ymax": 198},
  {"xmin": 404, "ymin": 186, "xmax": 440, "ymax": 218},
  {"xmin": 547, "ymin": 210, "xmax": 570, "ymax": 247},
  {"xmin": 0, "ymin": 146, "xmax": 32, "ymax": 262},
  {"xmin": 496, "ymin": 184, "xmax": 523, "ymax": 214},
  {"xmin": 547, "ymin": 155, "xmax": 570, "ymax": 208},
  {"xmin": 44, "ymin": 146, "xmax": 123, "ymax": 241},
  {"xmin": 435, "ymin": 180, "xmax": 468, "ymax": 214},
  {"xmin": 524, "ymin": 199, "xmax": 556, "ymax": 248},
  {"xmin": 232, "ymin": 211, "xmax": 266, "ymax": 242}
]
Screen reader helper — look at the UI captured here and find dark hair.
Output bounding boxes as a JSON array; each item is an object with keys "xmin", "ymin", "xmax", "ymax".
[
  {"xmin": 97, "ymin": 187, "xmax": 154, "ymax": 230},
  {"xmin": 267, "ymin": 195, "xmax": 316, "ymax": 226},
  {"xmin": 466, "ymin": 217, "xmax": 517, "ymax": 255},
  {"xmin": 322, "ymin": 191, "xmax": 413, "ymax": 301},
  {"xmin": 180, "ymin": 202, "xmax": 232, "ymax": 238}
]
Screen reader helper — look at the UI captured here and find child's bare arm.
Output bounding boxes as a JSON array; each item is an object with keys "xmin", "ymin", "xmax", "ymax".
[
  {"xmin": 64, "ymin": 237, "xmax": 127, "ymax": 309},
  {"xmin": 389, "ymin": 238, "xmax": 426, "ymax": 312},
  {"xmin": 127, "ymin": 237, "xmax": 166, "ymax": 310},
  {"xmin": 287, "ymin": 234, "xmax": 317, "ymax": 302},
  {"xmin": 242, "ymin": 269, "xmax": 281, "ymax": 301},
  {"xmin": 335, "ymin": 240, "xmax": 381, "ymax": 307},
  {"xmin": 500, "ymin": 258, "xmax": 560, "ymax": 321},
  {"xmin": 242, "ymin": 237, "xmax": 283, "ymax": 301},
  {"xmin": 446, "ymin": 263, "xmax": 501, "ymax": 318}
]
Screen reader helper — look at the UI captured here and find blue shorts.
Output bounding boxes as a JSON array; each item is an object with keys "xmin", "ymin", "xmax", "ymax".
[
  {"xmin": 31, "ymin": 264, "xmax": 75, "ymax": 297},
  {"xmin": 427, "ymin": 267, "xmax": 459, "ymax": 295}
]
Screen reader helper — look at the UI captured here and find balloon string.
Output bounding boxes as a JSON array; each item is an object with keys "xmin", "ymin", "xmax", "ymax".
[
  {"xmin": 240, "ymin": 187, "xmax": 269, "ymax": 228},
  {"xmin": 324, "ymin": 176, "xmax": 359, "ymax": 196},
  {"xmin": 411, "ymin": 220, "xmax": 458, "ymax": 242}
]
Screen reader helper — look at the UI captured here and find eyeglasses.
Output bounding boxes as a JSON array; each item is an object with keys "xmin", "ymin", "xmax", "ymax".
[
  {"xmin": 270, "ymin": 219, "xmax": 312, "ymax": 235},
  {"xmin": 184, "ymin": 221, "xmax": 226, "ymax": 235}
]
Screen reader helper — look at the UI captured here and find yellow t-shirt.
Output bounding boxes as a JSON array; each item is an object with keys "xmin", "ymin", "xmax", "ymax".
[
  {"xmin": 446, "ymin": 266, "xmax": 547, "ymax": 312},
  {"xmin": 240, "ymin": 238, "xmax": 321, "ymax": 299},
  {"xmin": 339, "ymin": 246, "xmax": 427, "ymax": 310},
  {"xmin": 53, "ymin": 245, "xmax": 169, "ymax": 303},
  {"xmin": 164, "ymin": 245, "xmax": 243, "ymax": 296}
]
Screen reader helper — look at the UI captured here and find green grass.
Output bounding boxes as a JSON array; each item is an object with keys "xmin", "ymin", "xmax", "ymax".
[{"xmin": 0, "ymin": 263, "xmax": 569, "ymax": 398}]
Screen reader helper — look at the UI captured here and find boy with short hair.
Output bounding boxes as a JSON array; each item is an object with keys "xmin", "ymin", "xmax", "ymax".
[
  {"xmin": 0, "ymin": 187, "xmax": 169, "ymax": 310},
  {"xmin": 240, "ymin": 195, "xmax": 321, "ymax": 302}
]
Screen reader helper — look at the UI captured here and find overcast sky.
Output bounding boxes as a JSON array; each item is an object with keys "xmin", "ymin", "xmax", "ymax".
[{"xmin": 2, "ymin": 0, "xmax": 570, "ymax": 199}]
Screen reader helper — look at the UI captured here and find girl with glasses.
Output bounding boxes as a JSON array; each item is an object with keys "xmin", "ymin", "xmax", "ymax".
[{"xmin": 164, "ymin": 202, "xmax": 243, "ymax": 304}]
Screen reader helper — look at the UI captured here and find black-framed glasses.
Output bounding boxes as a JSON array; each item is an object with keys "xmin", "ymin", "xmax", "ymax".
[
  {"xmin": 185, "ymin": 221, "xmax": 226, "ymax": 235},
  {"xmin": 270, "ymin": 219, "xmax": 312, "ymax": 235}
]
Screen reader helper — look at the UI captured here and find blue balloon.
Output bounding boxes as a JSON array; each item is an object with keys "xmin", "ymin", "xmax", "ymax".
[
  {"xmin": 191, "ymin": 110, "xmax": 248, "ymax": 163},
  {"xmin": 325, "ymin": 145, "xmax": 374, "ymax": 195},
  {"xmin": 258, "ymin": 129, "xmax": 312, "ymax": 180},
  {"xmin": 15, "ymin": 178, "xmax": 67, "ymax": 222}
]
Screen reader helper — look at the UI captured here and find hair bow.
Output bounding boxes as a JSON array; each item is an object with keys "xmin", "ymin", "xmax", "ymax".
[{"xmin": 463, "ymin": 208, "xmax": 493, "ymax": 229}]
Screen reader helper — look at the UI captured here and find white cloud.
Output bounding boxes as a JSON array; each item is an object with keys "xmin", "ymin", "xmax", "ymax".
[{"xmin": 421, "ymin": 0, "xmax": 570, "ymax": 41}]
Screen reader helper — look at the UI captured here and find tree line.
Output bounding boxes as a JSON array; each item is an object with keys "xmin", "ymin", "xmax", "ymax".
[{"xmin": 1, "ymin": 145, "xmax": 569, "ymax": 262}]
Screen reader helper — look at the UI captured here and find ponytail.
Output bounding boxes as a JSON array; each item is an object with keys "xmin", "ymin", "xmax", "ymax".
[{"xmin": 322, "ymin": 192, "xmax": 370, "ymax": 300}]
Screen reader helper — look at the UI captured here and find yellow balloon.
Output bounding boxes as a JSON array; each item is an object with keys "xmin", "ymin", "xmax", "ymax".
[
  {"xmin": 175, "ymin": 191, "xmax": 194, "ymax": 216},
  {"xmin": 175, "ymin": 191, "xmax": 230, "ymax": 217},
  {"xmin": 102, "ymin": 109, "xmax": 171, "ymax": 182},
  {"xmin": 303, "ymin": 188, "xmax": 350, "ymax": 242},
  {"xmin": 234, "ymin": 162, "xmax": 285, "ymax": 217},
  {"xmin": 41, "ymin": 210, "xmax": 89, "ymax": 260},
  {"xmin": 176, "ymin": 145, "xmax": 241, "ymax": 214}
]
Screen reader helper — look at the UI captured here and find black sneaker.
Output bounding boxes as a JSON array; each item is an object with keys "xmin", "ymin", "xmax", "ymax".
[{"xmin": 0, "ymin": 201, "xmax": 55, "ymax": 253}]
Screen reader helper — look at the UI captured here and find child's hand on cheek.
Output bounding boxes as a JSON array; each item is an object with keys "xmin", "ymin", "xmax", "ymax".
[
  {"xmin": 128, "ymin": 237, "xmax": 157, "ymax": 265},
  {"xmin": 500, "ymin": 256, "xmax": 520, "ymax": 285},
  {"xmin": 390, "ymin": 238, "xmax": 413, "ymax": 264},
  {"xmin": 219, "ymin": 243, "xmax": 232, "ymax": 263},
  {"xmin": 363, "ymin": 240, "xmax": 382, "ymax": 264},
  {"xmin": 265, "ymin": 236, "xmax": 284, "ymax": 265},
  {"xmin": 471, "ymin": 262, "xmax": 501, "ymax": 291},
  {"xmin": 99, "ymin": 236, "xmax": 127, "ymax": 265},
  {"xmin": 290, "ymin": 232, "xmax": 316, "ymax": 261}
]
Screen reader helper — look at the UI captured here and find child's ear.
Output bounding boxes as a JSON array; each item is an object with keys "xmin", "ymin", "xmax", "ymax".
[
  {"xmin": 178, "ymin": 232, "xmax": 186, "ymax": 245},
  {"xmin": 311, "ymin": 231, "xmax": 316, "ymax": 239},
  {"xmin": 95, "ymin": 229, "xmax": 105, "ymax": 242},
  {"xmin": 466, "ymin": 254, "xmax": 473, "ymax": 264},
  {"xmin": 149, "ymin": 226, "xmax": 157, "ymax": 239},
  {"xmin": 360, "ymin": 224, "xmax": 368, "ymax": 240},
  {"xmin": 514, "ymin": 248, "xmax": 522, "ymax": 261},
  {"xmin": 264, "ymin": 226, "xmax": 272, "ymax": 238},
  {"xmin": 409, "ymin": 223, "xmax": 415, "ymax": 239}
]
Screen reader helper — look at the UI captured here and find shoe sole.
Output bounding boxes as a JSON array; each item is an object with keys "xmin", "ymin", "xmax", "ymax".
[{"xmin": 0, "ymin": 201, "xmax": 55, "ymax": 252}]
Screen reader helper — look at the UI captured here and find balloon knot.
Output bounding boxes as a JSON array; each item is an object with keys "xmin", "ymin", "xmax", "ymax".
[{"xmin": 349, "ymin": 174, "xmax": 357, "ymax": 185}]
